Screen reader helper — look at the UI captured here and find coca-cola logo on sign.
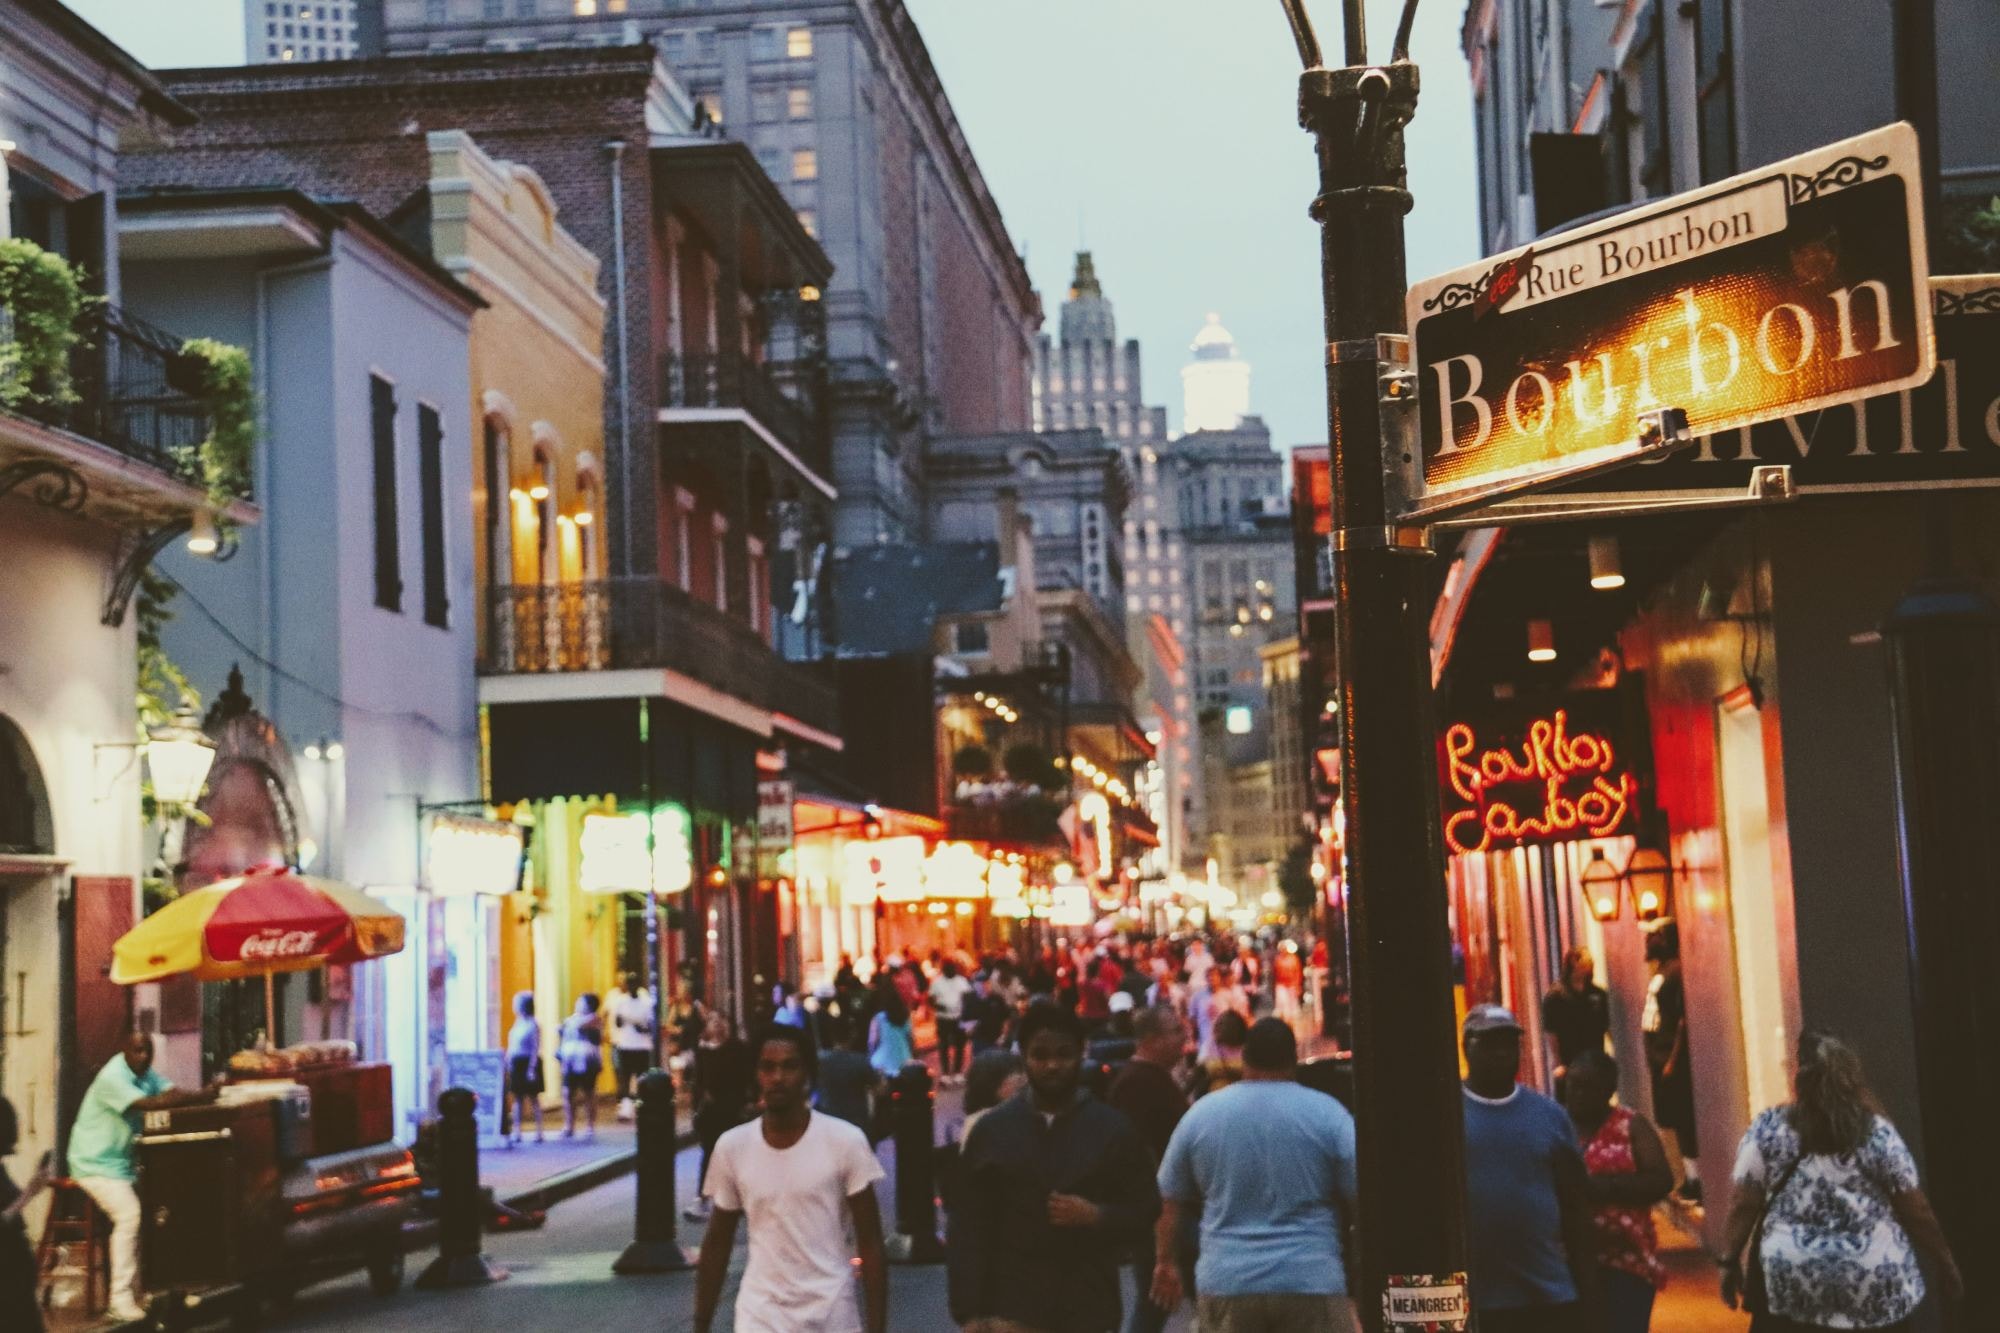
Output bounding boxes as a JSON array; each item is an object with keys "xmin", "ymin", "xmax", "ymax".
[{"xmin": 238, "ymin": 929, "xmax": 322, "ymax": 961}]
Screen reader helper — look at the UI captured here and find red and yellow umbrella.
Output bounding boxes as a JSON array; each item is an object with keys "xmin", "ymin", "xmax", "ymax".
[{"xmin": 112, "ymin": 866, "xmax": 405, "ymax": 1041}]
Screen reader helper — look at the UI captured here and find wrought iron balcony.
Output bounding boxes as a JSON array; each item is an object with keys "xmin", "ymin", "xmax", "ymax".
[
  {"xmin": 2, "ymin": 303, "xmax": 223, "ymax": 494},
  {"xmin": 483, "ymin": 577, "xmax": 839, "ymax": 737},
  {"xmin": 659, "ymin": 351, "xmax": 827, "ymax": 475}
]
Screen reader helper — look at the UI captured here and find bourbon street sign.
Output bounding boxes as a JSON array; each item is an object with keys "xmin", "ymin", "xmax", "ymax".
[
  {"xmin": 1539, "ymin": 274, "xmax": 2000, "ymax": 501},
  {"xmin": 1402, "ymin": 124, "xmax": 1934, "ymax": 521}
]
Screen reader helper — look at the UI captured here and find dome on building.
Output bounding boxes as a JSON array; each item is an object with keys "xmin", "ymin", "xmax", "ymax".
[{"xmin": 1190, "ymin": 312, "xmax": 1238, "ymax": 361}]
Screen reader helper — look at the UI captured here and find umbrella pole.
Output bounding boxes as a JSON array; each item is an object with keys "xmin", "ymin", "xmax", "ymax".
[{"xmin": 264, "ymin": 971, "xmax": 276, "ymax": 1051}]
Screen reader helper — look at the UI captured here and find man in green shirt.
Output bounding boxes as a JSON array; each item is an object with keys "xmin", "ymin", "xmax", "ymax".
[{"xmin": 69, "ymin": 1033, "xmax": 173, "ymax": 1322}]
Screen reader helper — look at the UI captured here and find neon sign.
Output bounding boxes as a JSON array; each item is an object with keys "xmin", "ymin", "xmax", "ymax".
[{"xmin": 1440, "ymin": 706, "xmax": 1639, "ymax": 855}]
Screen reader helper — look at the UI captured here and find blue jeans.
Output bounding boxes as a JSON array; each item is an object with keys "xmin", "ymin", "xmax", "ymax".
[{"xmin": 1601, "ymin": 1266, "xmax": 1657, "ymax": 1333}]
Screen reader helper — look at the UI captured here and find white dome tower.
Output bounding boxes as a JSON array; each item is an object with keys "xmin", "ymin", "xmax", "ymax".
[{"xmin": 1179, "ymin": 312, "xmax": 1252, "ymax": 434}]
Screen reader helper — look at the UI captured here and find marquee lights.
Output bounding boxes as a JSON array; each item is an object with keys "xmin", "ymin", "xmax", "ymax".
[{"xmin": 1441, "ymin": 708, "xmax": 1639, "ymax": 855}]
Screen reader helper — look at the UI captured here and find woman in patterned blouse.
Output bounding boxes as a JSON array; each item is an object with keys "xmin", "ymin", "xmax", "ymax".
[
  {"xmin": 1563, "ymin": 1050, "xmax": 1673, "ymax": 1333},
  {"xmin": 1720, "ymin": 1032, "xmax": 1961, "ymax": 1331}
]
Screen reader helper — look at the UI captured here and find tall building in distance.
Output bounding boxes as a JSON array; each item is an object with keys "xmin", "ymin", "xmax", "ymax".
[
  {"xmin": 1031, "ymin": 253, "xmax": 1191, "ymax": 871},
  {"xmin": 372, "ymin": 0, "xmax": 1041, "ymax": 553},
  {"xmin": 1180, "ymin": 312, "xmax": 1252, "ymax": 434},
  {"xmin": 244, "ymin": 0, "xmax": 363, "ymax": 64}
]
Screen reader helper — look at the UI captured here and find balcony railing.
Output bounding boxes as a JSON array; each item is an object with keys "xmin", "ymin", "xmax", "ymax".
[
  {"xmin": 659, "ymin": 352, "xmax": 826, "ymax": 473},
  {"xmin": 3, "ymin": 303, "xmax": 220, "ymax": 493},
  {"xmin": 484, "ymin": 577, "xmax": 839, "ymax": 737}
]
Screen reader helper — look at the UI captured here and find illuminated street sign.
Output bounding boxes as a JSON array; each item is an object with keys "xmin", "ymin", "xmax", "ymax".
[
  {"xmin": 579, "ymin": 806, "xmax": 693, "ymax": 895},
  {"xmin": 1403, "ymin": 123, "xmax": 1933, "ymax": 521}
]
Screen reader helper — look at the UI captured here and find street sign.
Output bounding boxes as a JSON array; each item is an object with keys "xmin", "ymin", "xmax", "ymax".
[
  {"xmin": 1403, "ymin": 123, "xmax": 1934, "ymax": 522},
  {"xmin": 1526, "ymin": 274, "xmax": 2000, "ymax": 504}
]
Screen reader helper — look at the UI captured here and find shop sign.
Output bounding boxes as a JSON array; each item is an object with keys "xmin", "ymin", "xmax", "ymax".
[
  {"xmin": 986, "ymin": 859, "xmax": 1025, "ymax": 902},
  {"xmin": 1438, "ymin": 699, "xmax": 1641, "ymax": 855},
  {"xmin": 1290, "ymin": 447, "xmax": 1333, "ymax": 609},
  {"xmin": 425, "ymin": 814, "xmax": 524, "ymax": 897},
  {"xmin": 1382, "ymin": 1272, "xmax": 1469, "ymax": 1331},
  {"xmin": 444, "ymin": 1050, "xmax": 507, "ymax": 1144},
  {"xmin": 1549, "ymin": 274, "xmax": 2000, "ymax": 499},
  {"xmin": 923, "ymin": 841, "xmax": 990, "ymax": 899},
  {"xmin": 756, "ymin": 780, "xmax": 795, "ymax": 848},
  {"xmin": 1406, "ymin": 124, "xmax": 1933, "ymax": 519},
  {"xmin": 1049, "ymin": 883, "xmax": 1093, "ymax": 927},
  {"xmin": 842, "ymin": 835, "xmax": 926, "ymax": 904},
  {"xmin": 578, "ymin": 806, "xmax": 692, "ymax": 895}
]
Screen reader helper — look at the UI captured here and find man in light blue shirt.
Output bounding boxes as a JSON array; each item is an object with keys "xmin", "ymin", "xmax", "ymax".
[
  {"xmin": 69, "ymin": 1032, "xmax": 173, "ymax": 1322},
  {"xmin": 1151, "ymin": 1018, "xmax": 1359, "ymax": 1333}
]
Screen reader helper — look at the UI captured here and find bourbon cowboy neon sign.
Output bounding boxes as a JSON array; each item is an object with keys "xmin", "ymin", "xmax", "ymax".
[{"xmin": 1441, "ymin": 708, "xmax": 1639, "ymax": 855}]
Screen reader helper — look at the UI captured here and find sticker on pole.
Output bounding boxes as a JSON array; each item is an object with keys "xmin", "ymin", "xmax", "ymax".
[
  {"xmin": 1402, "ymin": 122, "xmax": 1933, "ymax": 522},
  {"xmin": 1382, "ymin": 1272, "xmax": 1469, "ymax": 1331}
]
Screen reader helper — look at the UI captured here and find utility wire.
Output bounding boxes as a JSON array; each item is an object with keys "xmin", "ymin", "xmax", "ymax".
[{"xmin": 158, "ymin": 571, "xmax": 478, "ymax": 742}]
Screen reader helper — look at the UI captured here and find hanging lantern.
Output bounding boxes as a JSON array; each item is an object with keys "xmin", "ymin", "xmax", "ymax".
[
  {"xmin": 1581, "ymin": 847, "xmax": 1622, "ymax": 922},
  {"xmin": 1527, "ymin": 619, "xmax": 1557, "ymax": 663},
  {"xmin": 1625, "ymin": 845, "xmax": 1672, "ymax": 922}
]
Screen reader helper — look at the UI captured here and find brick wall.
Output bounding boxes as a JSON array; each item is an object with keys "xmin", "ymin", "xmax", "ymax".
[{"xmin": 124, "ymin": 48, "xmax": 665, "ymax": 578}]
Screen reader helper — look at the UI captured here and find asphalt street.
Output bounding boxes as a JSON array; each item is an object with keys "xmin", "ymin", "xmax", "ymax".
[{"xmin": 256, "ymin": 1134, "xmax": 1193, "ymax": 1332}]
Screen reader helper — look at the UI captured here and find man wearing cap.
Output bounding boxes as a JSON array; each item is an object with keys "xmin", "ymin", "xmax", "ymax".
[{"xmin": 1461, "ymin": 1004, "xmax": 1599, "ymax": 1332}]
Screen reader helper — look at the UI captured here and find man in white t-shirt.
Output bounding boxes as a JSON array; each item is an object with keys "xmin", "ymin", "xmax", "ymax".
[
  {"xmin": 607, "ymin": 972, "xmax": 657, "ymax": 1121},
  {"xmin": 928, "ymin": 959, "xmax": 974, "ymax": 1085},
  {"xmin": 693, "ymin": 1025, "xmax": 888, "ymax": 1333}
]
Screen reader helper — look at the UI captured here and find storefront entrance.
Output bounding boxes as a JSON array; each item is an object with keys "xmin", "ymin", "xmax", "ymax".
[{"xmin": 1716, "ymin": 687, "xmax": 1792, "ymax": 1117}]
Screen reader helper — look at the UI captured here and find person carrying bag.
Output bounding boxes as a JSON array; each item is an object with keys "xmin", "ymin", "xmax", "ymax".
[{"xmin": 1720, "ymin": 1032, "xmax": 1960, "ymax": 1332}]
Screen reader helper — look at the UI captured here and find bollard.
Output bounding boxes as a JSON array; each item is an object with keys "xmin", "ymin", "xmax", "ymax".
[
  {"xmin": 614, "ymin": 1069, "xmax": 694, "ymax": 1273},
  {"xmin": 888, "ymin": 1060, "xmax": 946, "ymax": 1264},
  {"xmin": 415, "ymin": 1087, "xmax": 508, "ymax": 1287}
]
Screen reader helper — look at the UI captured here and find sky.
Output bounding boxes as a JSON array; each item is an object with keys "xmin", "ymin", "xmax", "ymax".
[{"xmin": 65, "ymin": 0, "xmax": 1479, "ymax": 452}]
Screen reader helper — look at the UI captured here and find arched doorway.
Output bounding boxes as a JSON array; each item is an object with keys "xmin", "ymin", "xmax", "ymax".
[
  {"xmin": 0, "ymin": 714, "xmax": 58, "ymax": 1174},
  {"xmin": 0, "ymin": 714, "xmax": 52, "ymax": 856}
]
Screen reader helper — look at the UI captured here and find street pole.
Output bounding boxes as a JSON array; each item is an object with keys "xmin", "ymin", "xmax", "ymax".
[{"xmin": 1284, "ymin": 2, "xmax": 1471, "ymax": 1328}]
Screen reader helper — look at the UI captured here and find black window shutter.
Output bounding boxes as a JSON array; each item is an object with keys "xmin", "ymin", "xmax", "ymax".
[
  {"xmin": 419, "ymin": 403, "xmax": 449, "ymax": 628},
  {"xmin": 371, "ymin": 375, "xmax": 403, "ymax": 611}
]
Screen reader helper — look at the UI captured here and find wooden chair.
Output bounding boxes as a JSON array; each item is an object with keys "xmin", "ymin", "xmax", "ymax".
[{"xmin": 35, "ymin": 1177, "xmax": 108, "ymax": 1317}]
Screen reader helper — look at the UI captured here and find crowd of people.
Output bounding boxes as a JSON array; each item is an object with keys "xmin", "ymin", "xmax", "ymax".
[{"xmin": 673, "ymin": 925, "xmax": 1963, "ymax": 1333}]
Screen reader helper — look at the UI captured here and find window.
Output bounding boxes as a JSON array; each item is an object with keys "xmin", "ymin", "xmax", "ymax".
[
  {"xmin": 516, "ymin": 0, "xmax": 537, "ymax": 15},
  {"xmin": 694, "ymin": 91, "xmax": 723, "ymax": 126},
  {"xmin": 1630, "ymin": 4, "xmax": 1672, "ymax": 198},
  {"xmin": 747, "ymin": 535, "xmax": 767, "ymax": 635},
  {"xmin": 787, "ymin": 86, "xmax": 812, "ymax": 119},
  {"xmin": 660, "ymin": 32, "xmax": 686, "ymax": 61},
  {"xmin": 750, "ymin": 26, "xmax": 781, "ymax": 60},
  {"xmin": 534, "ymin": 450, "xmax": 558, "ymax": 584},
  {"xmin": 369, "ymin": 375, "xmax": 403, "ymax": 612},
  {"xmin": 710, "ymin": 512, "xmax": 729, "ymax": 610},
  {"xmin": 576, "ymin": 472, "xmax": 600, "ymax": 575},
  {"xmin": 785, "ymin": 26, "xmax": 812, "ymax": 58},
  {"xmin": 1694, "ymin": 0, "xmax": 1737, "ymax": 183},
  {"xmin": 423, "ymin": 0, "xmax": 443, "ymax": 20},
  {"xmin": 695, "ymin": 29, "xmax": 718, "ymax": 60},
  {"xmin": 796, "ymin": 209, "xmax": 816, "ymax": 237},
  {"xmin": 484, "ymin": 0, "xmax": 503, "ymax": 15},
  {"xmin": 954, "ymin": 620, "xmax": 989, "ymax": 655},
  {"xmin": 484, "ymin": 419, "xmax": 511, "ymax": 588},
  {"xmin": 755, "ymin": 145, "xmax": 783, "ymax": 179},
  {"xmin": 573, "ymin": 0, "xmax": 597, "ymax": 15},
  {"xmin": 674, "ymin": 489, "xmax": 695, "ymax": 592},
  {"xmin": 418, "ymin": 404, "xmax": 450, "ymax": 628},
  {"xmin": 791, "ymin": 149, "xmax": 817, "ymax": 182},
  {"xmin": 751, "ymin": 87, "xmax": 781, "ymax": 122}
]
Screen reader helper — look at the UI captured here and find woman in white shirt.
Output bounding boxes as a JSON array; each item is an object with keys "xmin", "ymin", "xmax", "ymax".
[{"xmin": 1721, "ymin": 1031, "xmax": 1960, "ymax": 1331}]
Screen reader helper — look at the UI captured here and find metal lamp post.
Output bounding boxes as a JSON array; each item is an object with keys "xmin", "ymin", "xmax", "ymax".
[{"xmin": 1281, "ymin": 2, "xmax": 1472, "ymax": 1326}]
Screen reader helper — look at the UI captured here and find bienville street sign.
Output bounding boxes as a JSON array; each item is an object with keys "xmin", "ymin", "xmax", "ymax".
[{"xmin": 1401, "ymin": 123, "xmax": 1934, "ymax": 522}]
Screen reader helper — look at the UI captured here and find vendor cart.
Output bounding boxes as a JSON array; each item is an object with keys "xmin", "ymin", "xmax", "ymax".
[
  {"xmin": 109, "ymin": 867, "xmax": 416, "ymax": 1326},
  {"xmin": 135, "ymin": 1050, "xmax": 417, "ymax": 1319}
]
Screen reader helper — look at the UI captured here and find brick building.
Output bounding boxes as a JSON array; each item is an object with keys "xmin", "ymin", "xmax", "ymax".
[
  {"xmin": 368, "ymin": 0, "xmax": 1042, "ymax": 551},
  {"xmin": 122, "ymin": 46, "xmax": 841, "ymax": 1021}
]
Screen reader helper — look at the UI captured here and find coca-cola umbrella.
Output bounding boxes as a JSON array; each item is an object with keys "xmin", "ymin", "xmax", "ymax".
[{"xmin": 111, "ymin": 865, "xmax": 405, "ymax": 1044}]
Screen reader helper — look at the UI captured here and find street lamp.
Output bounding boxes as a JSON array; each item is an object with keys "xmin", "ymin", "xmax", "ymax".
[
  {"xmin": 1581, "ymin": 847, "xmax": 1623, "ymax": 922},
  {"xmin": 1625, "ymin": 845, "xmax": 1672, "ymax": 921},
  {"xmin": 146, "ymin": 704, "xmax": 218, "ymax": 806}
]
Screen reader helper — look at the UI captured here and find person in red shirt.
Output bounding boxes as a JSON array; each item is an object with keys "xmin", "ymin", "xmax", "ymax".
[
  {"xmin": 1079, "ymin": 958, "xmax": 1118, "ymax": 1029},
  {"xmin": 1274, "ymin": 943, "xmax": 1305, "ymax": 1029}
]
